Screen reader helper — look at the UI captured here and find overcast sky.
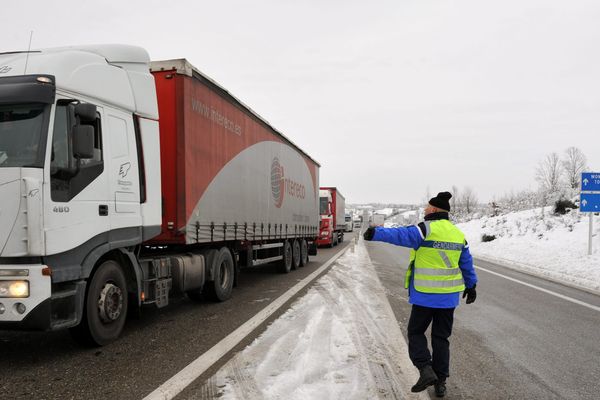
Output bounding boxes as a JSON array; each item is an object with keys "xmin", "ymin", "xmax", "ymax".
[{"xmin": 2, "ymin": 0, "xmax": 599, "ymax": 204}]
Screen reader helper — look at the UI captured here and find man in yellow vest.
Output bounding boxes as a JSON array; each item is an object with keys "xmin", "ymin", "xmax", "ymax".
[{"xmin": 364, "ymin": 191, "xmax": 478, "ymax": 398}]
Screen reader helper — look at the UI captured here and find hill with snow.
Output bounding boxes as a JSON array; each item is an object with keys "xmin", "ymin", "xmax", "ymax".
[{"xmin": 457, "ymin": 208, "xmax": 600, "ymax": 293}]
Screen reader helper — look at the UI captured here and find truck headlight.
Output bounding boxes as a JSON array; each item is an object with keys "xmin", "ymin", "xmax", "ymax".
[{"xmin": 0, "ymin": 281, "xmax": 29, "ymax": 298}]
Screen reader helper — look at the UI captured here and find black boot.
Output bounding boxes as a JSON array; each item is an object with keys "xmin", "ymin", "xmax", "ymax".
[
  {"xmin": 434, "ymin": 379, "xmax": 447, "ymax": 398},
  {"xmin": 411, "ymin": 365, "xmax": 438, "ymax": 393}
]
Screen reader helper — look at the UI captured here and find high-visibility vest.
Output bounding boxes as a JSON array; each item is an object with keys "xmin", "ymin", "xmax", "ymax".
[{"xmin": 404, "ymin": 219, "xmax": 466, "ymax": 294}]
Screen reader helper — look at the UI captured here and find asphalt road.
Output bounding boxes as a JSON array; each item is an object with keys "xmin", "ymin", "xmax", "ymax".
[
  {"xmin": 366, "ymin": 239, "xmax": 600, "ymax": 400},
  {"xmin": 0, "ymin": 236, "xmax": 354, "ymax": 400}
]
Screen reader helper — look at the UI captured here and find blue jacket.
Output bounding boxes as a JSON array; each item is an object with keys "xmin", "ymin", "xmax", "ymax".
[{"xmin": 372, "ymin": 216, "xmax": 477, "ymax": 308}]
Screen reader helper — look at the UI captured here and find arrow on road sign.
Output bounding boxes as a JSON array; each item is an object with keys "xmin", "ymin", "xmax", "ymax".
[
  {"xmin": 582, "ymin": 199, "xmax": 588, "ymax": 207},
  {"xmin": 583, "ymin": 178, "xmax": 589, "ymax": 186}
]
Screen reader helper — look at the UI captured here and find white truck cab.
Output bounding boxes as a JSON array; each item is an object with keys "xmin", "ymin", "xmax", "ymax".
[{"xmin": 0, "ymin": 45, "xmax": 161, "ymax": 341}]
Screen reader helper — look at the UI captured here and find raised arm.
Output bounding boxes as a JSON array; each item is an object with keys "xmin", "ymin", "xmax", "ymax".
[{"xmin": 365, "ymin": 224, "xmax": 425, "ymax": 250}]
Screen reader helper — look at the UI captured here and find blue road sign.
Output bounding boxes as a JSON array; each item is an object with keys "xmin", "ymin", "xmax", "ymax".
[
  {"xmin": 580, "ymin": 193, "xmax": 600, "ymax": 212},
  {"xmin": 581, "ymin": 172, "xmax": 600, "ymax": 192}
]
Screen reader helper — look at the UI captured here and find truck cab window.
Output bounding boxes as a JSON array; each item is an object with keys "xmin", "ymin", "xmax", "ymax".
[
  {"xmin": 51, "ymin": 101, "xmax": 104, "ymax": 202},
  {"xmin": 0, "ymin": 103, "xmax": 48, "ymax": 168},
  {"xmin": 319, "ymin": 197, "xmax": 329, "ymax": 215}
]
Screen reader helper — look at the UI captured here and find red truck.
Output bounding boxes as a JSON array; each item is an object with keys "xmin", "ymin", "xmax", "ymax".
[
  {"xmin": 317, "ymin": 187, "xmax": 346, "ymax": 247},
  {"xmin": 0, "ymin": 46, "xmax": 320, "ymax": 345}
]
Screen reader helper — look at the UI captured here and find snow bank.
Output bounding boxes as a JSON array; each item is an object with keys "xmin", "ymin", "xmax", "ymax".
[
  {"xmin": 457, "ymin": 209, "xmax": 600, "ymax": 293},
  {"xmin": 201, "ymin": 242, "xmax": 426, "ymax": 400}
]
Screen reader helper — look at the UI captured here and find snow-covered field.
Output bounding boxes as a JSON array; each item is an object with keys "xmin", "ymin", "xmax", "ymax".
[
  {"xmin": 457, "ymin": 208, "xmax": 600, "ymax": 293},
  {"xmin": 199, "ymin": 242, "xmax": 427, "ymax": 400}
]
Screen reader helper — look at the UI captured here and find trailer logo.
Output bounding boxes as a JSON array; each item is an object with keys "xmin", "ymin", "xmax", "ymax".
[
  {"xmin": 271, "ymin": 158, "xmax": 306, "ymax": 208},
  {"xmin": 271, "ymin": 158, "xmax": 285, "ymax": 208},
  {"xmin": 0, "ymin": 66, "xmax": 11, "ymax": 74}
]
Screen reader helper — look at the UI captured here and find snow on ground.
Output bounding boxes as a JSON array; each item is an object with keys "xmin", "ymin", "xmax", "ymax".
[
  {"xmin": 457, "ymin": 208, "xmax": 600, "ymax": 293},
  {"xmin": 374, "ymin": 208, "xmax": 396, "ymax": 217},
  {"xmin": 199, "ymin": 242, "xmax": 426, "ymax": 400},
  {"xmin": 385, "ymin": 210, "xmax": 420, "ymax": 228}
]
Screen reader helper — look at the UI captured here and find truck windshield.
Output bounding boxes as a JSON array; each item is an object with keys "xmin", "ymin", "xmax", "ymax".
[
  {"xmin": 0, "ymin": 103, "xmax": 48, "ymax": 168},
  {"xmin": 319, "ymin": 197, "xmax": 329, "ymax": 215}
]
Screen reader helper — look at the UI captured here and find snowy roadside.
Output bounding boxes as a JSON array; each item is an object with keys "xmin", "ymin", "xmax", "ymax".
[
  {"xmin": 198, "ymin": 241, "xmax": 427, "ymax": 400},
  {"xmin": 457, "ymin": 209, "xmax": 600, "ymax": 294}
]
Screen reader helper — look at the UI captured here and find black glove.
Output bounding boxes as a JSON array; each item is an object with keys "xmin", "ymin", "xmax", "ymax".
[
  {"xmin": 363, "ymin": 226, "xmax": 376, "ymax": 241},
  {"xmin": 463, "ymin": 285, "xmax": 476, "ymax": 304}
]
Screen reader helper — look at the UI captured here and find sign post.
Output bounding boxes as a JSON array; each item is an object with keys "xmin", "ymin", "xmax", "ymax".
[{"xmin": 581, "ymin": 172, "xmax": 600, "ymax": 255}]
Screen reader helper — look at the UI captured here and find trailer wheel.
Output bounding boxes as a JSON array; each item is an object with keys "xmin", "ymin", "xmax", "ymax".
[
  {"xmin": 299, "ymin": 239, "xmax": 309, "ymax": 267},
  {"xmin": 339, "ymin": 232, "xmax": 344, "ymax": 243},
  {"xmin": 204, "ymin": 248, "xmax": 234, "ymax": 302},
  {"xmin": 280, "ymin": 240, "xmax": 293, "ymax": 273},
  {"xmin": 70, "ymin": 260, "xmax": 128, "ymax": 346},
  {"xmin": 291, "ymin": 239, "xmax": 301, "ymax": 270}
]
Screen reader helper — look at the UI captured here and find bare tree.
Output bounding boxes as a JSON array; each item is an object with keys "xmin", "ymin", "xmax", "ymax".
[
  {"xmin": 460, "ymin": 186, "xmax": 478, "ymax": 214},
  {"xmin": 451, "ymin": 185, "xmax": 459, "ymax": 212},
  {"xmin": 561, "ymin": 147, "xmax": 587, "ymax": 189},
  {"xmin": 535, "ymin": 152, "xmax": 562, "ymax": 193}
]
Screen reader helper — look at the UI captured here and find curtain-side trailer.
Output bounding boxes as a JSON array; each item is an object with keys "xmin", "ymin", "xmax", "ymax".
[{"xmin": 0, "ymin": 45, "xmax": 319, "ymax": 345}]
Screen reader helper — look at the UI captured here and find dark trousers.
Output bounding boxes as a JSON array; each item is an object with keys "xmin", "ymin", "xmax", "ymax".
[{"xmin": 407, "ymin": 305, "xmax": 455, "ymax": 379}]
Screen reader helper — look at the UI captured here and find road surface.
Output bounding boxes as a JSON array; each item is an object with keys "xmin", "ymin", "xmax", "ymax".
[
  {"xmin": 366, "ymin": 239, "xmax": 600, "ymax": 399},
  {"xmin": 0, "ymin": 239, "xmax": 352, "ymax": 400}
]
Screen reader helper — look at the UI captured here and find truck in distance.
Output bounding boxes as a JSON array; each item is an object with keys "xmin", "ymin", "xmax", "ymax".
[
  {"xmin": 317, "ymin": 187, "xmax": 346, "ymax": 247},
  {"xmin": 344, "ymin": 213, "xmax": 354, "ymax": 232}
]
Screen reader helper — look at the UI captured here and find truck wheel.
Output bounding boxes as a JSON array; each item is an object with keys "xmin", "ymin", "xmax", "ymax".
[
  {"xmin": 204, "ymin": 248, "xmax": 234, "ymax": 302},
  {"xmin": 328, "ymin": 234, "xmax": 335, "ymax": 248},
  {"xmin": 339, "ymin": 233, "xmax": 344, "ymax": 243},
  {"xmin": 299, "ymin": 239, "xmax": 309, "ymax": 267},
  {"xmin": 291, "ymin": 239, "xmax": 301, "ymax": 270},
  {"xmin": 280, "ymin": 240, "xmax": 292, "ymax": 273},
  {"xmin": 333, "ymin": 233, "xmax": 339, "ymax": 247},
  {"xmin": 70, "ymin": 260, "xmax": 128, "ymax": 346}
]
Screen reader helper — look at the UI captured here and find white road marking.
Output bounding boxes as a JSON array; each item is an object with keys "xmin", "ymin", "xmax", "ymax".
[
  {"xmin": 143, "ymin": 246, "xmax": 351, "ymax": 400},
  {"xmin": 475, "ymin": 265, "xmax": 600, "ymax": 313}
]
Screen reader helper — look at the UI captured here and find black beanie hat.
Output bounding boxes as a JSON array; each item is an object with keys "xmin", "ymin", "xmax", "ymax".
[{"xmin": 429, "ymin": 191, "xmax": 452, "ymax": 212}]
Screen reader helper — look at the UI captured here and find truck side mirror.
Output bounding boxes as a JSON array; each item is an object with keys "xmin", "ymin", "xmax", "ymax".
[
  {"xmin": 72, "ymin": 125, "xmax": 94, "ymax": 159},
  {"xmin": 74, "ymin": 103, "xmax": 97, "ymax": 123}
]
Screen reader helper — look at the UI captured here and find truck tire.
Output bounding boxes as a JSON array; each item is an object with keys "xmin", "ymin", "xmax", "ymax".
[
  {"xmin": 339, "ymin": 232, "xmax": 344, "ymax": 243},
  {"xmin": 333, "ymin": 232, "xmax": 338, "ymax": 247},
  {"xmin": 299, "ymin": 239, "xmax": 309, "ymax": 267},
  {"xmin": 70, "ymin": 260, "xmax": 128, "ymax": 346},
  {"xmin": 280, "ymin": 240, "xmax": 292, "ymax": 273},
  {"xmin": 328, "ymin": 233, "xmax": 335, "ymax": 248},
  {"xmin": 204, "ymin": 248, "xmax": 234, "ymax": 302},
  {"xmin": 291, "ymin": 239, "xmax": 301, "ymax": 270}
]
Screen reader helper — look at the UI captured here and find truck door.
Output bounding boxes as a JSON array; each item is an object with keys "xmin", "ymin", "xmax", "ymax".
[
  {"xmin": 45, "ymin": 99, "xmax": 110, "ymax": 254},
  {"xmin": 104, "ymin": 109, "xmax": 141, "ymax": 231}
]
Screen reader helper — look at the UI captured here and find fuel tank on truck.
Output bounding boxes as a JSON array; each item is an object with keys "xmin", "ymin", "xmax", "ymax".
[{"xmin": 147, "ymin": 59, "xmax": 320, "ymax": 245}]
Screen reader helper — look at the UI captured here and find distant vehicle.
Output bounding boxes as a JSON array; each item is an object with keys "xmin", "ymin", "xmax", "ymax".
[
  {"xmin": 344, "ymin": 214, "xmax": 354, "ymax": 232},
  {"xmin": 372, "ymin": 213, "xmax": 385, "ymax": 226},
  {"xmin": 317, "ymin": 187, "xmax": 346, "ymax": 247},
  {"xmin": 353, "ymin": 219, "xmax": 362, "ymax": 228}
]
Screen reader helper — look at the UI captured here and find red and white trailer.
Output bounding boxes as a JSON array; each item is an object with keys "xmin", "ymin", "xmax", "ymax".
[{"xmin": 0, "ymin": 46, "xmax": 319, "ymax": 345}]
